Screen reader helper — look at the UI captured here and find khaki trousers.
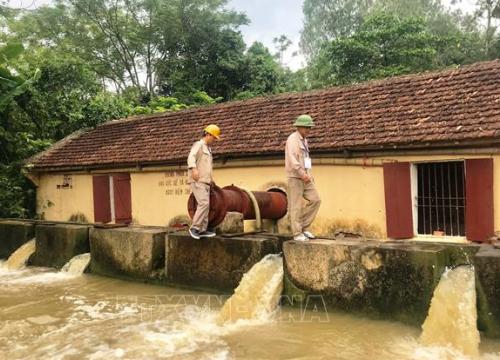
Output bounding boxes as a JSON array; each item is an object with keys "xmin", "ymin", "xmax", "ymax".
[
  {"xmin": 288, "ymin": 178, "xmax": 321, "ymax": 236},
  {"xmin": 190, "ymin": 182, "xmax": 210, "ymax": 232}
]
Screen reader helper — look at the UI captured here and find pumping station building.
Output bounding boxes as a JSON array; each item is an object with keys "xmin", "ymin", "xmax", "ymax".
[
  {"xmin": 23, "ymin": 59, "xmax": 500, "ymax": 242},
  {"xmin": 2, "ymin": 59, "xmax": 500, "ymax": 339}
]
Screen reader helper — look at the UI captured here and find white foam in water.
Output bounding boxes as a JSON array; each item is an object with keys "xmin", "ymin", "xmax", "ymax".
[
  {"xmin": 137, "ymin": 307, "xmax": 231, "ymax": 358},
  {"xmin": 420, "ymin": 266, "xmax": 481, "ymax": 358},
  {"xmin": 0, "ymin": 251, "xmax": 90, "ymax": 285},
  {"xmin": 2, "ymin": 271, "xmax": 77, "ymax": 285}
]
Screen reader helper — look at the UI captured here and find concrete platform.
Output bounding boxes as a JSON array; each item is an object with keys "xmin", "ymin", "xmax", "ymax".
[
  {"xmin": 165, "ymin": 233, "xmax": 282, "ymax": 292},
  {"xmin": 90, "ymin": 226, "xmax": 166, "ymax": 280},
  {"xmin": 283, "ymin": 239, "xmax": 481, "ymax": 326},
  {"xmin": 0, "ymin": 219, "xmax": 35, "ymax": 259},
  {"xmin": 30, "ymin": 223, "xmax": 90, "ymax": 268}
]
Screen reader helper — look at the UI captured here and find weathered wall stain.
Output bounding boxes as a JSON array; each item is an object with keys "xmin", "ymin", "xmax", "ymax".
[
  {"xmin": 68, "ymin": 213, "xmax": 89, "ymax": 223},
  {"xmin": 167, "ymin": 214, "xmax": 192, "ymax": 228},
  {"xmin": 309, "ymin": 217, "xmax": 383, "ymax": 239},
  {"xmin": 361, "ymin": 250, "xmax": 383, "ymax": 270}
]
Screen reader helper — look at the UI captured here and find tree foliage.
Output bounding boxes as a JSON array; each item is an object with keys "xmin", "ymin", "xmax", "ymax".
[
  {"xmin": 0, "ymin": 43, "xmax": 39, "ymax": 111},
  {"xmin": 300, "ymin": 0, "xmax": 494, "ymax": 59},
  {"xmin": 301, "ymin": 0, "xmax": 373, "ymax": 58},
  {"xmin": 309, "ymin": 13, "xmax": 485, "ymax": 87},
  {"xmin": 7, "ymin": 0, "xmax": 249, "ymax": 99}
]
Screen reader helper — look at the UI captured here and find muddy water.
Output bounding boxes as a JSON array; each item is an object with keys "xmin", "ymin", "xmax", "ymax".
[
  {"xmin": 1, "ymin": 265, "xmax": 500, "ymax": 360},
  {"xmin": 421, "ymin": 266, "xmax": 480, "ymax": 358}
]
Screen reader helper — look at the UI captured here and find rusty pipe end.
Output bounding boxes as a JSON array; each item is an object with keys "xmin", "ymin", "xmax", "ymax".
[{"xmin": 187, "ymin": 183, "xmax": 228, "ymax": 228}]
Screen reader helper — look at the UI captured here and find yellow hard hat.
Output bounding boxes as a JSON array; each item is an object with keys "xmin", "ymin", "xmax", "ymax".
[{"xmin": 204, "ymin": 124, "xmax": 221, "ymax": 139}]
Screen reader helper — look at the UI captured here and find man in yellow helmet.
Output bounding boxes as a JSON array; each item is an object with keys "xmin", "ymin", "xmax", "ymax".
[
  {"xmin": 187, "ymin": 124, "xmax": 221, "ymax": 239},
  {"xmin": 285, "ymin": 115, "xmax": 321, "ymax": 241}
]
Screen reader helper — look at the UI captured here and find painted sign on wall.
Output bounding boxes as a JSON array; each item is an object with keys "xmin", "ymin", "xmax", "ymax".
[{"xmin": 159, "ymin": 170, "xmax": 190, "ymax": 196}]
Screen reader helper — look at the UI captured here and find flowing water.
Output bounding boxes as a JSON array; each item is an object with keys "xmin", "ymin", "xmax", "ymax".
[
  {"xmin": 61, "ymin": 253, "xmax": 91, "ymax": 275},
  {"xmin": 421, "ymin": 266, "xmax": 480, "ymax": 358},
  {"xmin": 1, "ymin": 260, "xmax": 500, "ymax": 359},
  {"xmin": 217, "ymin": 254, "xmax": 283, "ymax": 325},
  {"xmin": 3, "ymin": 239, "xmax": 36, "ymax": 270}
]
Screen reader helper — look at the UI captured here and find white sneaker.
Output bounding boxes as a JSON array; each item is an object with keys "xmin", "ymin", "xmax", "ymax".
[
  {"xmin": 293, "ymin": 234, "xmax": 309, "ymax": 242},
  {"xmin": 303, "ymin": 231, "xmax": 315, "ymax": 239}
]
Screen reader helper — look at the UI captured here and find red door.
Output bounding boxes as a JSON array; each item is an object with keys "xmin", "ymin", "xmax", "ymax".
[
  {"xmin": 465, "ymin": 159, "xmax": 494, "ymax": 242},
  {"xmin": 113, "ymin": 173, "xmax": 132, "ymax": 224},
  {"xmin": 383, "ymin": 162, "xmax": 414, "ymax": 239},
  {"xmin": 92, "ymin": 175, "xmax": 111, "ymax": 223}
]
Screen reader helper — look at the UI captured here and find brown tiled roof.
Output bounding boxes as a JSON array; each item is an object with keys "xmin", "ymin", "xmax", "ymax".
[{"xmin": 28, "ymin": 60, "xmax": 500, "ymax": 171}]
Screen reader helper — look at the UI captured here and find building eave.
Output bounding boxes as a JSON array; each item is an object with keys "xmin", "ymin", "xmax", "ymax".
[{"xmin": 24, "ymin": 138, "xmax": 500, "ymax": 175}]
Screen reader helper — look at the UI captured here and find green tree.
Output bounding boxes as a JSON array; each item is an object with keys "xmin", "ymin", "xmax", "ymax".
[
  {"xmin": 235, "ymin": 42, "xmax": 284, "ymax": 99},
  {"xmin": 0, "ymin": 42, "xmax": 41, "ymax": 217},
  {"xmin": 0, "ymin": 49, "xmax": 128, "ymax": 218},
  {"xmin": 308, "ymin": 14, "xmax": 483, "ymax": 87},
  {"xmin": 13, "ymin": 51, "xmax": 117, "ymax": 140},
  {"xmin": 370, "ymin": 0, "xmax": 444, "ymax": 17},
  {"xmin": 273, "ymin": 35, "xmax": 292, "ymax": 66},
  {"xmin": 473, "ymin": 0, "xmax": 500, "ymax": 57},
  {"xmin": 300, "ymin": 0, "xmax": 476, "ymax": 60},
  {"xmin": 8, "ymin": 0, "xmax": 248, "ymax": 99},
  {"xmin": 301, "ymin": 0, "xmax": 373, "ymax": 58},
  {"xmin": 0, "ymin": 43, "xmax": 39, "ymax": 111},
  {"xmin": 154, "ymin": 1, "xmax": 249, "ymax": 100}
]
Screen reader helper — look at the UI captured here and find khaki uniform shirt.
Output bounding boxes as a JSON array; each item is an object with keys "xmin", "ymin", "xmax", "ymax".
[
  {"xmin": 187, "ymin": 139, "xmax": 213, "ymax": 184},
  {"xmin": 285, "ymin": 131, "xmax": 311, "ymax": 179}
]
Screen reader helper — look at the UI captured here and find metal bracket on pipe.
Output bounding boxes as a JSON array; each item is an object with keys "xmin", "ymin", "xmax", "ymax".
[{"xmin": 239, "ymin": 187, "xmax": 262, "ymax": 231}]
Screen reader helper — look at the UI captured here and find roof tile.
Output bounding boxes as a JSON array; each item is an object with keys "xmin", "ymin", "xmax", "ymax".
[{"xmin": 28, "ymin": 60, "xmax": 500, "ymax": 170}]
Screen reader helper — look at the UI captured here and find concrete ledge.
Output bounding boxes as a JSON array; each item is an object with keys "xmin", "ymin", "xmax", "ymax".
[
  {"xmin": 90, "ymin": 227, "xmax": 166, "ymax": 280},
  {"xmin": 165, "ymin": 233, "xmax": 281, "ymax": 292},
  {"xmin": 475, "ymin": 245, "xmax": 500, "ymax": 338},
  {"xmin": 30, "ymin": 224, "xmax": 90, "ymax": 268},
  {"xmin": 0, "ymin": 219, "xmax": 35, "ymax": 259},
  {"xmin": 216, "ymin": 212, "xmax": 244, "ymax": 234},
  {"xmin": 283, "ymin": 239, "xmax": 451, "ymax": 325}
]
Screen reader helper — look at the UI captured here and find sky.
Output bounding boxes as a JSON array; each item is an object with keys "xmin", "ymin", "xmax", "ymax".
[
  {"xmin": 5, "ymin": 0, "xmax": 481, "ymax": 71},
  {"xmin": 226, "ymin": 0, "xmax": 306, "ymax": 70}
]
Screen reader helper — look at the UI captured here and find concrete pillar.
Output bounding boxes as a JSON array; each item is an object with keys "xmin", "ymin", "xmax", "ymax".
[
  {"xmin": 283, "ymin": 239, "xmax": 450, "ymax": 325},
  {"xmin": 475, "ymin": 245, "xmax": 500, "ymax": 338},
  {"xmin": 90, "ymin": 226, "xmax": 166, "ymax": 280},
  {"xmin": 0, "ymin": 220, "xmax": 35, "ymax": 259},
  {"xmin": 165, "ymin": 233, "xmax": 281, "ymax": 292},
  {"xmin": 31, "ymin": 223, "xmax": 90, "ymax": 268}
]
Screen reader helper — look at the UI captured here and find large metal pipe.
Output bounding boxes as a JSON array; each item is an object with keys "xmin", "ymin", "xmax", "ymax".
[{"xmin": 187, "ymin": 184, "xmax": 287, "ymax": 228}]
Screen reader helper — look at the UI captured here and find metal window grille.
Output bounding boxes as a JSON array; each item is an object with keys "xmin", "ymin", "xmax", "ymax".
[{"xmin": 416, "ymin": 162, "xmax": 465, "ymax": 236}]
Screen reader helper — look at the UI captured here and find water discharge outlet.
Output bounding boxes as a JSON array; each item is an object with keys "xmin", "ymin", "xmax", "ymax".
[
  {"xmin": 217, "ymin": 254, "xmax": 284, "ymax": 325},
  {"xmin": 187, "ymin": 183, "xmax": 288, "ymax": 228},
  {"xmin": 3, "ymin": 239, "xmax": 36, "ymax": 270},
  {"xmin": 61, "ymin": 253, "xmax": 91, "ymax": 275},
  {"xmin": 420, "ymin": 265, "xmax": 480, "ymax": 358}
]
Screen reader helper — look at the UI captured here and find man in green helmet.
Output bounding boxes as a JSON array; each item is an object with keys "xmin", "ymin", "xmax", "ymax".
[{"xmin": 285, "ymin": 115, "xmax": 322, "ymax": 241}]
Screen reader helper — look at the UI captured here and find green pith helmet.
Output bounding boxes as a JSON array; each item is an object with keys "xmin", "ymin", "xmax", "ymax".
[{"xmin": 294, "ymin": 114, "xmax": 315, "ymax": 127}]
